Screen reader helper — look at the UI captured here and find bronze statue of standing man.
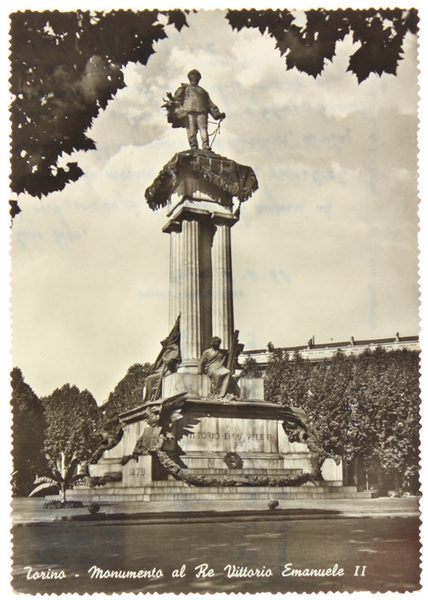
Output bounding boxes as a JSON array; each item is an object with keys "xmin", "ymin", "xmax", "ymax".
[{"xmin": 163, "ymin": 70, "xmax": 226, "ymax": 150}]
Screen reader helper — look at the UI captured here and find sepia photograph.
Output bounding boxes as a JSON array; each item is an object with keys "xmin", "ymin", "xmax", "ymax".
[{"xmin": 6, "ymin": 2, "xmax": 424, "ymax": 594}]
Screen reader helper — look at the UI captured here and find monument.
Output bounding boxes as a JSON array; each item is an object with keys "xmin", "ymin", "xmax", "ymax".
[{"xmin": 76, "ymin": 71, "xmax": 347, "ymax": 503}]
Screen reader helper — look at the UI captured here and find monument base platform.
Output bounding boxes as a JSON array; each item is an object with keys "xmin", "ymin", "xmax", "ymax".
[{"xmin": 71, "ymin": 396, "xmax": 349, "ymax": 504}]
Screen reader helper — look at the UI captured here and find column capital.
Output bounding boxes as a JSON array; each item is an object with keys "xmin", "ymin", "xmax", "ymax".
[
  {"xmin": 163, "ymin": 205, "xmax": 212, "ymax": 234},
  {"xmin": 211, "ymin": 211, "xmax": 239, "ymax": 228},
  {"xmin": 163, "ymin": 219, "xmax": 182, "ymax": 234}
]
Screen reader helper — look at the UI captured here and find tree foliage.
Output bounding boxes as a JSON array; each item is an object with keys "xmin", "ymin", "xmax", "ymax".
[
  {"xmin": 9, "ymin": 9, "xmax": 188, "ymax": 201},
  {"xmin": 11, "ymin": 367, "xmax": 46, "ymax": 496},
  {"xmin": 264, "ymin": 347, "xmax": 420, "ymax": 491},
  {"xmin": 101, "ymin": 362, "xmax": 152, "ymax": 418},
  {"xmin": 11, "ymin": 362, "xmax": 151, "ymax": 498},
  {"xmin": 241, "ymin": 356, "xmax": 263, "ymax": 379},
  {"xmin": 352, "ymin": 348, "xmax": 421, "ymax": 490},
  {"xmin": 9, "ymin": 8, "xmax": 418, "ymax": 206},
  {"xmin": 39, "ymin": 384, "xmax": 103, "ymax": 500},
  {"xmin": 226, "ymin": 8, "xmax": 418, "ymax": 81},
  {"xmin": 264, "ymin": 349, "xmax": 312, "ymax": 406}
]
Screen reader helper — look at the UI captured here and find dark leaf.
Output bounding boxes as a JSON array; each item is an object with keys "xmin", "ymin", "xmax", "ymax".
[{"xmin": 165, "ymin": 10, "xmax": 188, "ymax": 32}]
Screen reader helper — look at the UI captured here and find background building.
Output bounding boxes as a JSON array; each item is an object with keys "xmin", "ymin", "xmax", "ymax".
[{"xmin": 243, "ymin": 333, "xmax": 420, "ymax": 368}]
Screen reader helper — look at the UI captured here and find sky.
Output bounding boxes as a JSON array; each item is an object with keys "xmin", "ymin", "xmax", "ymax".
[{"xmin": 9, "ymin": 8, "xmax": 421, "ymax": 405}]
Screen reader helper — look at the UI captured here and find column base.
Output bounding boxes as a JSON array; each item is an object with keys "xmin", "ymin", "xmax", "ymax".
[
  {"xmin": 177, "ymin": 360, "xmax": 200, "ymax": 374},
  {"xmin": 163, "ymin": 372, "xmax": 211, "ymax": 399},
  {"xmin": 163, "ymin": 373, "xmax": 264, "ymax": 402}
]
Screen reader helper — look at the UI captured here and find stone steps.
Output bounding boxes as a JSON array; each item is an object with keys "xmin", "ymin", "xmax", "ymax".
[
  {"xmin": 149, "ymin": 480, "xmax": 346, "ymax": 489},
  {"xmin": 147, "ymin": 491, "xmax": 358, "ymax": 501},
  {"xmin": 76, "ymin": 481, "xmax": 350, "ymax": 493},
  {"xmin": 178, "ymin": 468, "xmax": 302, "ymax": 475},
  {"xmin": 67, "ymin": 483, "xmax": 358, "ymax": 502}
]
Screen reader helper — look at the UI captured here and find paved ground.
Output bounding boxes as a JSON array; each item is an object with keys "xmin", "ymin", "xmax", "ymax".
[
  {"xmin": 11, "ymin": 495, "xmax": 420, "ymax": 524},
  {"xmin": 12, "ymin": 514, "xmax": 421, "ymax": 594}
]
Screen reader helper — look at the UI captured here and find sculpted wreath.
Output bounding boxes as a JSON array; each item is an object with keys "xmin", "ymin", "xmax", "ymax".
[{"xmin": 223, "ymin": 452, "xmax": 244, "ymax": 470}]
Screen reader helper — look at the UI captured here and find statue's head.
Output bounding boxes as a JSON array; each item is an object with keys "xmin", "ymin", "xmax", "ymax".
[
  {"xmin": 188, "ymin": 69, "xmax": 202, "ymax": 84},
  {"xmin": 211, "ymin": 336, "xmax": 221, "ymax": 349}
]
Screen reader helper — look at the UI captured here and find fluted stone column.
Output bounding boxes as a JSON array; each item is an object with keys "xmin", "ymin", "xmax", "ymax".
[
  {"xmin": 212, "ymin": 218, "xmax": 234, "ymax": 351},
  {"xmin": 178, "ymin": 218, "xmax": 202, "ymax": 372},
  {"xmin": 169, "ymin": 226, "xmax": 181, "ymax": 330},
  {"xmin": 163, "ymin": 201, "xmax": 238, "ymax": 373}
]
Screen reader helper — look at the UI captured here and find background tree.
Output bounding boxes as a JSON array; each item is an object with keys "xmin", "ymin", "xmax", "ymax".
[
  {"xmin": 264, "ymin": 348, "xmax": 311, "ymax": 406},
  {"xmin": 31, "ymin": 384, "xmax": 103, "ymax": 501},
  {"xmin": 303, "ymin": 351, "xmax": 361, "ymax": 461},
  {"xmin": 11, "ymin": 367, "xmax": 46, "ymax": 496},
  {"xmin": 101, "ymin": 362, "xmax": 152, "ymax": 418},
  {"xmin": 352, "ymin": 348, "xmax": 421, "ymax": 492},
  {"xmin": 263, "ymin": 347, "xmax": 420, "ymax": 492},
  {"xmin": 264, "ymin": 349, "xmax": 291, "ymax": 405},
  {"xmin": 241, "ymin": 356, "xmax": 263, "ymax": 379},
  {"xmin": 9, "ymin": 8, "xmax": 418, "ymax": 211}
]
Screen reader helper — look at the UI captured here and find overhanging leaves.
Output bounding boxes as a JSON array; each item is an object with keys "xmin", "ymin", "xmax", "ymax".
[
  {"xmin": 226, "ymin": 8, "xmax": 418, "ymax": 82},
  {"xmin": 9, "ymin": 9, "xmax": 188, "ymax": 199}
]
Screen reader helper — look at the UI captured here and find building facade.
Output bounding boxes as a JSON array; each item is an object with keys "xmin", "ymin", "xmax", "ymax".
[{"xmin": 243, "ymin": 334, "xmax": 420, "ymax": 368}]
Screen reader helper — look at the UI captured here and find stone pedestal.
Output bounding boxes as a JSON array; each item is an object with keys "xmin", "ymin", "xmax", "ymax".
[
  {"xmin": 85, "ymin": 397, "xmax": 344, "ymax": 502},
  {"xmin": 122, "ymin": 455, "xmax": 153, "ymax": 487},
  {"xmin": 162, "ymin": 372, "xmax": 211, "ymax": 399},
  {"xmin": 239, "ymin": 377, "xmax": 264, "ymax": 401},
  {"xmin": 173, "ymin": 399, "xmax": 313, "ymax": 475},
  {"xmin": 162, "ymin": 372, "xmax": 264, "ymax": 402}
]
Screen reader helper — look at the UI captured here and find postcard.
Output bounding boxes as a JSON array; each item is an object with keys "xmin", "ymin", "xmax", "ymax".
[{"xmin": 6, "ymin": 2, "xmax": 424, "ymax": 595}]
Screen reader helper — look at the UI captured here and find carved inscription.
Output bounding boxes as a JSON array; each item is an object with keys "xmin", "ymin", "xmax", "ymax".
[
  {"xmin": 186, "ymin": 432, "xmax": 275, "ymax": 441},
  {"xmin": 179, "ymin": 417, "xmax": 279, "ymax": 454},
  {"xmin": 129, "ymin": 467, "xmax": 146, "ymax": 477}
]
